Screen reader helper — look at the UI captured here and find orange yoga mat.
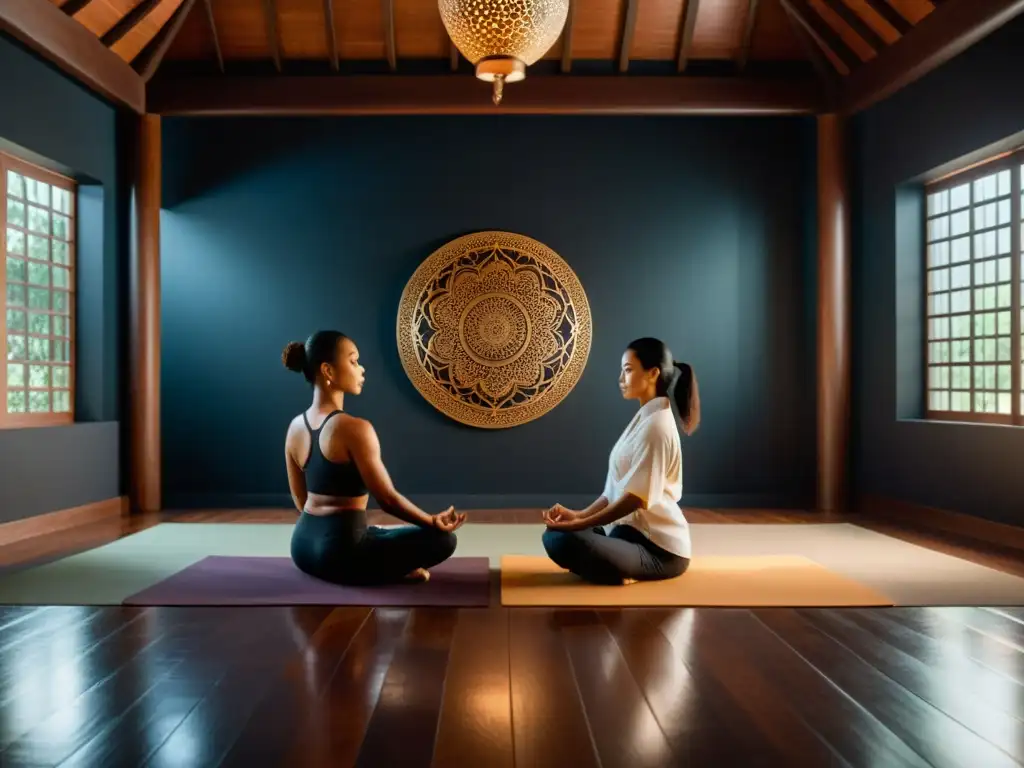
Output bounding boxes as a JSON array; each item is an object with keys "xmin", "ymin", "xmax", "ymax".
[{"xmin": 500, "ymin": 554, "xmax": 894, "ymax": 607}]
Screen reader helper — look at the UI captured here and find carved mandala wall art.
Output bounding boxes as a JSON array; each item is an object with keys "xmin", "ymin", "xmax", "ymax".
[{"xmin": 397, "ymin": 231, "xmax": 592, "ymax": 429}]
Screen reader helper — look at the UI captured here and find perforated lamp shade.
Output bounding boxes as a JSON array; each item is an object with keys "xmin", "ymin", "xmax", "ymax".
[{"xmin": 439, "ymin": 0, "xmax": 569, "ymax": 104}]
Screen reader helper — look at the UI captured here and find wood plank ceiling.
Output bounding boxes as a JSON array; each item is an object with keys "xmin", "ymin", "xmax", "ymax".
[{"xmin": 51, "ymin": 0, "xmax": 942, "ymax": 84}]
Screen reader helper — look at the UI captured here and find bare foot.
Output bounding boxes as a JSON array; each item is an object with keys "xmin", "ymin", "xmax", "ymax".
[{"xmin": 404, "ymin": 568, "xmax": 430, "ymax": 583}]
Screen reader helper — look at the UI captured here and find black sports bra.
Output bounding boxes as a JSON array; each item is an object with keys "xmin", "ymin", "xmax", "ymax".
[{"xmin": 302, "ymin": 410, "xmax": 369, "ymax": 497}]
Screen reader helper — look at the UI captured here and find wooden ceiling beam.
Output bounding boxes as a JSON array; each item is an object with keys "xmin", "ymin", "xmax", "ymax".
[
  {"xmin": 135, "ymin": 0, "xmax": 197, "ymax": 81},
  {"xmin": 560, "ymin": 0, "xmax": 575, "ymax": 73},
  {"xmin": 262, "ymin": 0, "xmax": 281, "ymax": 72},
  {"xmin": 677, "ymin": 0, "xmax": 701, "ymax": 73},
  {"xmin": 382, "ymin": 0, "xmax": 396, "ymax": 71},
  {"xmin": 819, "ymin": 0, "xmax": 886, "ymax": 51},
  {"xmin": 862, "ymin": 0, "xmax": 911, "ymax": 35},
  {"xmin": 101, "ymin": 0, "xmax": 160, "ymax": 47},
  {"xmin": 0, "ymin": 0, "xmax": 144, "ymax": 112},
  {"xmin": 146, "ymin": 75, "xmax": 823, "ymax": 116},
  {"xmin": 323, "ymin": 0, "xmax": 338, "ymax": 71},
  {"xmin": 202, "ymin": 0, "xmax": 223, "ymax": 73},
  {"xmin": 737, "ymin": 0, "xmax": 760, "ymax": 72},
  {"xmin": 60, "ymin": 0, "xmax": 95, "ymax": 16},
  {"xmin": 780, "ymin": 0, "xmax": 860, "ymax": 73},
  {"xmin": 841, "ymin": 0, "xmax": 1024, "ymax": 113},
  {"xmin": 783, "ymin": 0, "xmax": 840, "ymax": 100},
  {"xmin": 618, "ymin": 0, "xmax": 639, "ymax": 73}
]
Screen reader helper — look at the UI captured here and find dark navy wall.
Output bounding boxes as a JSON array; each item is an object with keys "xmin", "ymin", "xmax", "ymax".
[
  {"xmin": 0, "ymin": 35, "xmax": 123, "ymax": 523},
  {"xmin": 161, "ymin": 114, "xmax": 816, "ymax": 510},
  {"xmin": 853, "ymin": 15, "xmax": 1024, "ymax": 525}
]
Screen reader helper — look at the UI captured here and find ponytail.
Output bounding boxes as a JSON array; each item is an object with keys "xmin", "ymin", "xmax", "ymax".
[
  {"xmin": 671, "ymin": 362, "xmax": 701, "ymax": 436},
  {"xmin": 626, "ymin": 337, "xmax": 701, "ymax": 436}
]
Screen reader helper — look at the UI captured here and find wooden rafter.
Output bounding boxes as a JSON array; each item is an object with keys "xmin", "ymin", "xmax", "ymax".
[
  {"xmin": 780, "ymin": 0, "xmax": 859, "ymax": 73},
  {"xmin": 101, "ymin": 0, "xmax": 160, "ymax": 47},
  {"xmin": 560, "ymin": 0, "xmax": 575, "ymax": 73},
  {"xmin": 147, "ymin": 74, "xmax": 823, "ymax": 116},
  {"xmin": 323, "ymin": 0, "xmax": 338, "ymax": 71},
  {"xmin": 382, "ymin": 0, "xmax": 396, "ymax": 71},
  {"xmin": 820, "ymin": 0, "xmax": 886, "ymax": 52},
  {"xmin": 783, "ymin": 0, "xmax": 839, "ymax": 96},
  {"xmin": 261, "ymin": 0, "xmax": 281, "ymax": 72},
  {"xmin": 0, "ymin": 0, "xmax": 144, "ymax": 112},
  {"xmin": 134, "ymin": 0, "xmax": 198, "ymax": 81},
  {"xmin": 618, "ymin": 0, "xmax": 639, "ymax": 73},
  {"xmin": 203, "ymin": 0, "xmax": 223, "ymax": 73},
  {"xmin": 842, "ymin": 0, "xmax": 1024, "ymax": 113},
  {"xmin": 60, "ymin": 0, "xmax": 95, "ymax": 16},
  {"xmin": 737, "ymin": 0, "xmax": 760, "ymax": 72},
  {"xmin": 676, "ymin": 0, "xmax": 701, "ymax": 73},
  {"xmin": 862, "ymin": 0, "xmax": 912, "ymax": 35}
]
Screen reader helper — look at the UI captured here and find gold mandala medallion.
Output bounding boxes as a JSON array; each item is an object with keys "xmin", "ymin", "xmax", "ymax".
[{"xmin": 397, "ymin": 232, "xmax": 591, "ymax": 428}]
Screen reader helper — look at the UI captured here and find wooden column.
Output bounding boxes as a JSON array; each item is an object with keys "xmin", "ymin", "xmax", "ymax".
[
  {"xmin": 816, "ymin": 113, "xmax": 850, "ymax": 513},
  {"xmin": 131, "ymin": 114, "xmax": 161, "ymax": 514}
]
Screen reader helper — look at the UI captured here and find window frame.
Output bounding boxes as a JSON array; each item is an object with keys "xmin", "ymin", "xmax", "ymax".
[
  {"xmin": 923, "ymin": 149, "xmax": 1023, "ymax": 426},
  {"xmin": 1, "ymin": 152, "xmax": 77, "ymax": 429}
]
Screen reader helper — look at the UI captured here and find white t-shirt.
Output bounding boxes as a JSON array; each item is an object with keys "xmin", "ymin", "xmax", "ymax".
[{"xmin": 601, "ymin": 396, "xmax": 691, "ymax": 559}]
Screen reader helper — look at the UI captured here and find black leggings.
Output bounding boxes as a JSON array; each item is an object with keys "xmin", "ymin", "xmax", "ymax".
[
  {"xmin": 542, "ymin": 524, "xmax": 689, "ymax": 585},
  {"xmin": 291, "ymin": 510, "xmax": 458, "ymax": 586}
]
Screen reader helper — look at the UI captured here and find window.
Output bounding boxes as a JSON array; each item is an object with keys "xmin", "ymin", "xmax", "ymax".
[
  {"xmin": 1, "ymin": 153, "xmax": 75, "ymax": 428},
  {"xmin": 925, "ymin": 153, "xmax": 1022, "ymax": 425}
]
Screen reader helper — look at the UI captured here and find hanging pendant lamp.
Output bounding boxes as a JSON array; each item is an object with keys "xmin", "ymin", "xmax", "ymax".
[{"xmin": 439, "ymin": 0, "xmax": 569, "ymax": 105}]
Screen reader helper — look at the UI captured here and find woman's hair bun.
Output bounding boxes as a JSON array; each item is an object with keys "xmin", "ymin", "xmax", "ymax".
[{"xmin": 282, "ymin": 341, "xmax": 306, "ymax": 373}]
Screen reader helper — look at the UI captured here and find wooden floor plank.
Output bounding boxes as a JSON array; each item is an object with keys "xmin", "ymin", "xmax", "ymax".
[
  {"xmin": 0, "ymin": 606, "xmax": 56, "ymax": 635},
  {"xmin": 798, "ymin": 608, "xmax": 1024, "ymax": 762},
  {"xmin": 352, "ymin": 609, "xmax": 459, "ymax": 768},
  {"xmin": 217, "ymin": 607, "xmax": 371, "ymax": 768},
  {"xmin": 0, "ymin": 606, "xmax": 222, "ymax": 765},
  {"xmin": 56, "ymin": 610, "xmax": 265, "ymax": 768},
  {"xmin": 141, "ymin": 610, "xmax": 304, "ymax": 767},
  {"xmin": 599, "ymin": 610, "xmax": 774, "ymax": 764},
  {"xmin": 954, "ymin": 607, "xmax": 1024, "ymax": 648},
  {"xmin": 837, "ymin": 608, "xmax": 1024, "ymax": 718},
  {"xmin": 509, "ymin": 610, "xmax": 600, "ymax": 768},
  {"xmin": 284, "ymin": 607, "xmax": 410, "ymax": 768},
  {"xmin": 0, "ymin": 609, "xmax": 151, "ymax": 723},
  {"xmin": 0, "ymin": 608, "xmax": 158, "ymax": 753},
  {"xmin": 989, "ymin": 607, "xmax": 1024, "ymax": 624},
  {"xmin": 431, "ymin": 608, "xmax": 514, "ymax": 768},
  {"xmin": 859, "ymin": 608, "xmax": 1024, "ymax": 686},
  {"xmin": 0, "ymin": 606, "xmax": 127, "ymax": 660},
  {"xmin": 650, "ymin": 609, "xmax": 851, "ymax": 767},
  {"xmin": 754, "ymin": 608, "xmax": 1021, "ymax": 768},
  {"xmin": 684, "ymin": 608, "xmax": 930, "ymax": 767},
  {"xmin": 561, "ymin": 610, "xmax": 675, "ymax": 767}
]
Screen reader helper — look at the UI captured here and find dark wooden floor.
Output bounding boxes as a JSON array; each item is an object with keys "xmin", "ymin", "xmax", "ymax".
[
  {"xmin": 1, "ymin": 509, "xmax": 1024, "ymax": 766},
  {"xmin": 1, "ymin": 602, "xmax": 1024, "ymax": 766}
]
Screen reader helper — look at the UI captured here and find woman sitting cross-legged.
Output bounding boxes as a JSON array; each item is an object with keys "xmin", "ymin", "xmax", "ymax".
[
  {"xmin": 541, "ymin": 337, "xmax": 700, "ymax": 585},
  {"xmin": 282, "ymin": 330, "xmax": 465, "ymax": 586}
]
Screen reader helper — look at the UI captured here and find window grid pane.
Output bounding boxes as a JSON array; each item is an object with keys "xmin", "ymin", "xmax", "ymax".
[
  {"xmin": 3, "ymin": 159, "xmax": 74, "ymax": 419},
  {"xmin": 1020, "ymin": 163, "xmax": 1024, "ymax": 418},
  {"xmin": 927, "ymin": 166, "xmax": 1017, "ymax": 418}
]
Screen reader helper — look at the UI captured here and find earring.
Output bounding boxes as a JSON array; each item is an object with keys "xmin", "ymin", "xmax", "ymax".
[{"xmin": 326, "ymin": 379, "xmax": 332, "ymax": 388}]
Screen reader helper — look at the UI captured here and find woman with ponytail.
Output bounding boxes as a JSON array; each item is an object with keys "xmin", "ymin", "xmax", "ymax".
[{"xmin": 541, "ymin": 337, "xmax": 700, "ymax": 585}]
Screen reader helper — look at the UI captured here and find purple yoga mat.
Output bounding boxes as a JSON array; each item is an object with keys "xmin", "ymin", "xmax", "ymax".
[{"xmin": 121, "ymin": 556, "xmax": 491, "ymax": 607}]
